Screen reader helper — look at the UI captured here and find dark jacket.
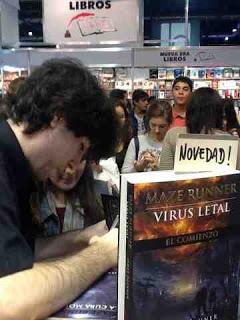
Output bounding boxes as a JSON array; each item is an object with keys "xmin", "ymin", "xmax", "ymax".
[{"xmin": 129, "ymin": 110, "xmax": 147, "ymax": 137}]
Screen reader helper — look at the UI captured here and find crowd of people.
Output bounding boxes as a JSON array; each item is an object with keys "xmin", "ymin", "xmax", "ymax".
[{"xmin": 0, "ymin": 58, "xmax": 240, "ymax": 320}]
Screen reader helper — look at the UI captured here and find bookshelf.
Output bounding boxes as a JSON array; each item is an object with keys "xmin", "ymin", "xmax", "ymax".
[
  {"xmin": 112, "ymin": 66, "xmax": 240, "ymax": 104},
  {"xmin": 1, "ymin": 68, "xmax": 29, "ymax": 96}
]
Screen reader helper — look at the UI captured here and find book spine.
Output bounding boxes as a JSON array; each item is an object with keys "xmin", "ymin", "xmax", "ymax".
[{"xmin": 125, "ymin": 183, "xmax": 134, "ymax": 320}]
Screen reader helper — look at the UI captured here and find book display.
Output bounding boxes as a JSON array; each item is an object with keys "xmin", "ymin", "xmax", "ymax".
[
  {"xmin": 118, "ymin": 170, "xmax": 240, "ymax": 320},
  {"xmin": 128, "ymin": 67, "xmax": 240, "ymax": 102},
  {"xmin": 1, "ymin": 67, "xmax": 28, "ymax": 96},
  {"xmin": 92, "ymin": 67, "xmax": 132, "ymax": 97},
  {"xmin": 98, "ymin": 66, "xmax": 240, "ymax": 105}
]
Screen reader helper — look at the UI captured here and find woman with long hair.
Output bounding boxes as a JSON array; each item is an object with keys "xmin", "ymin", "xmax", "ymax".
[
  {"xmin": 159, "ymin": 87, "xmax": 231, "ymax": 170},
  {"xmin": 122, "ymin": 100, "xmax": 172, "ymax": 173},
  {"xmin": 222, "ymin": 97, "xmax": 240, "ymax": 138},
  {"xmin": 32, "ymin": 160, "xmax": 104, "ymax": 237}
]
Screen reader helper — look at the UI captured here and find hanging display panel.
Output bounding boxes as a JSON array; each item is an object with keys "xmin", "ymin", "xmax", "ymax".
[{"xmin": 43, "ymin": 0, "xmax": 141, "ymax": 45}]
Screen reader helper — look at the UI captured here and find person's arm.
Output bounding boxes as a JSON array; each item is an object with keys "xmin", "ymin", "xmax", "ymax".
[
  {"xmin": 121, "ymin": 139, "xmax": 136, "ymax": 173},
  {"xmin": 35, "ymin": 220, "xmax": 108, "ymax": 261},
  {"xmin": 0, "ymin": 228, "xmax": 118, "ymax": 320},
  {"xmin": 159, "ymin": 129, "xmax": 176, "ymax": 170}
]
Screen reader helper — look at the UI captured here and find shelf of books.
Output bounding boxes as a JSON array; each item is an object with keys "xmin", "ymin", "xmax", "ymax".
[
  {"xmin": 91, "ymin": 67, "xmax": 133, "ymax": 98},
  {"xmin": 100, "ymin": 66, "xmax": 240, "ymax": 109},
  {"xmin": 118, "ymin": 67, "xmax": 240, "ymax": 100},
  {"xmin": 1, "ymin": 67, "xmax": 29, "ymax": 96}
]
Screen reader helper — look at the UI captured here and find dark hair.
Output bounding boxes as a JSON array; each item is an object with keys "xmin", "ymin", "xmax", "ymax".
[
  {"xmin": 8, "ymin": 58, "xmax": 118, "ymax": 160},
  {"xmin": 148, "ymin": 96, "xmax": 157, "ymax": 105},
  {"xmin": 70, "ymin": 162, "xmax": 103, "ymax": 226},
  {"xmin": 112, "ymin": 99, "xmax": 132, "ymax": 148},
  {"xmin": 222, "ymin": 98, "xmax": 240, "ymax": 130},
  {"xmin": 112, "ymin": 100, "xmax": 128, "ymax": 119},
  {"xmin": 109, "ymin": 89, "xmax": 127, "ymax": 100},
  {"xmin": 145, "ymin": 100, "xmax": 172, "ymax": 131},
  {"xmin": 132, "ymin": 89, "xmax": 149, "ymax": 106},
  {"xmin": 2, "ymin": 77, "xmax": 26, "ymax": 119},
  {"xmin": 32, "ymin": 161, "xmax": 103, "ymax": 233},
  {"xmin": 172, "ymin": 76, "xmax": 193, "ymax": 92},
  {"xmin": 186, "ymin": 87, "xmax": 223, "ymax": 134}
]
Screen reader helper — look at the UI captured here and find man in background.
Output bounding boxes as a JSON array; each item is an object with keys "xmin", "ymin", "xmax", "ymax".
[
  {"xmin": 0, "ymin": 58, "xmax": 119, "ymax": 320},
  {"xmin": 129, "ymin": 89, "xmax": 149, "ymax": 137},
  {"xmin": 171, "ymin": 76, "xmax": 193, "ymax": 128}
]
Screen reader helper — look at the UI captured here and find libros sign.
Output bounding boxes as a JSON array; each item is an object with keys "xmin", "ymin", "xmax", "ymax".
[
  {"xmin": 69, "ymin": 0, "xmax": 111, "ymax": 10},
  {"xmin": 43, "ymin": 0, "xmax": 139, "ymax": 44}
]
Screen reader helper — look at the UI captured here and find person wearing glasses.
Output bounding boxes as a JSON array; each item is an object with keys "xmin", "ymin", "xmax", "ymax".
[{"xmin": 122, "ymin": 100, "xmax": 172, "ymax": 173}]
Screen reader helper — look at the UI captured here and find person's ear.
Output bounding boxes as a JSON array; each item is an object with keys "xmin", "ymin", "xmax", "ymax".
[{"xmin": 49, "ymin": 115, "xmax": 65, "ymax": 128}]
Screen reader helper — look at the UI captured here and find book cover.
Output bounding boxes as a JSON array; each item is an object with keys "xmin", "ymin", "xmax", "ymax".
[
  {"xmin": 158, "ymin": 68, "xmax": 167, "ymax": 79},
  {"xmin": 190, "ymin": 68, "xmax": 199, "ymax": 79},
  {"xmin": 158, "ymin": 91, "xmax": 165, "ymax": 99},
  {"xmin": 224, "ymin": 68, "xmax": 234, "ymax": 79},
  {"xmin": 165, "ymin": 80, "xmax": 173, "ymax": 90},
  {"xmin": 233, "ymin": 69, "xmax": 240, "ymax": 79},
  {"xmin": 166, "ymin": 69, "xmax": 175, "ymax": 80},
  {"xmin": 215, "ymin": 69, "xmax": 223, "ymax": 79},
  {"xmin": 50, "ymin": 270, "xmax": 117, "ymax": 319},
  {"xmin": 174, "ymin": 69, "xmax": 184, "ymax": 78},
  {"xmin": 118, "ymin": 170, "xmax": 240, "ymax": 320},
  {"xmin": 101, "ymin": 194, "xmax": 120, "ymax": 229},
  {"xmin": 149, "ymin": 68, "xmax": 158, "ymax": 79},
  {"xmin": 206, "ymin": 69, "xmax": 215, "ymax": 79},
  {"xmin": 158, "ymin": 80, "xmax": 166, "ymax": 90},
  {"xmin": 198, "ymin": 69, "xmax": 206, "ymax": 79}
]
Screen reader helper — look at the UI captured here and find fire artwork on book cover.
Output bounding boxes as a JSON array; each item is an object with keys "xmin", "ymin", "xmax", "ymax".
[{"xmin": 128, "ymin": 175, "xmax": 240, "ymax": 320}]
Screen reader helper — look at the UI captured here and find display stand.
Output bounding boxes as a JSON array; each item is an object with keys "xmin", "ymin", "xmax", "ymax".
[{"xmin": 0, "ymin": 46, "xmax": 240, "ymax": 106}]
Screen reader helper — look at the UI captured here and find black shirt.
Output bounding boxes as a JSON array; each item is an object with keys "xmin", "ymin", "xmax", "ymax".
[{"xmin": 0, "ymin": 121, "xmax": 36, "ymax": 276}]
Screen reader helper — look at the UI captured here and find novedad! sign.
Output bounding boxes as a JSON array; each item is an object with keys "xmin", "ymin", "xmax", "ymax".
[
  {"xmin": 43, "ymin": 0, "xmax": 140, "ymax": 45},
  {"xmin": 174, "ymin": 134, "xmax": 239, "ymax": 173}
]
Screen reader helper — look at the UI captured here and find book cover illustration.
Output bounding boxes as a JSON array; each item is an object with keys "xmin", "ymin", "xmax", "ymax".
[
  {"xmin": 233, "ymin": 68, "xmax": 240, "ymax": 79},
  {"xmin": 215, "ymin": 69, "xmax": 223, "ymax": 79},
  {"xmin": 124, "ymin": 174, "xmax": 240, "ymax": 320},
  {"xmin": 206, "ymin": 69, "xmax": 215, "ymax": 79},
  {"xmin": 52, "ymin": 270, "xmax": 117, "ymax": 319},
  {"xmin": 149, "ymin": 68, "xmax": 158, "ymax": 79},
  {"xmin": 174, "ymin": 69, "xmax": 184, "ymax": 78},
  {"xmin": 77, "ymin": 16, "xmax": 116, "ymax": 36},
  {"xmin": 224, "ymin": 68, "xmax": 234, "ymax": 79},
  {"xmin": 158, "ymin": 68, "xmax": 167, "ymax": 79},
  {"xmin": 101, "ymin": 194, "xmax": 120, "ymax": 229},
  {"xmin": 166, "ymin": 69, "xmax": 175, "ymax": 80},
  {"xmin": 65, "ymin": 13, "xmax": 116, "ymax": 38},
  {"xmin": 190, "ymin": 68, "xmax": 199, "ymax": 79},
  {"xmin": 198, "ymin": 69, "xmax": 206, "ymax": 79}
]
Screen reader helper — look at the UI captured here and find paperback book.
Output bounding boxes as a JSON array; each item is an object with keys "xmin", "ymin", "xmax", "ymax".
[
  {"xmin": 50, "ymin": 270, "xmax": 117, "ymax": 319},
  {"xmin": 118, "ymin": 170, "xmax": 240, "ymax": 320}
]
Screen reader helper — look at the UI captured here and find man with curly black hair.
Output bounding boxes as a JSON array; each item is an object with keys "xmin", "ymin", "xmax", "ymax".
[{"xmin": 0, "ymin": 58, "xmax": 119, "ymax": 320}]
